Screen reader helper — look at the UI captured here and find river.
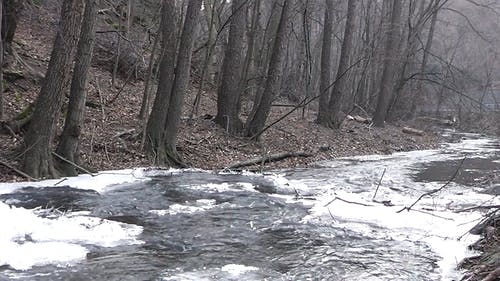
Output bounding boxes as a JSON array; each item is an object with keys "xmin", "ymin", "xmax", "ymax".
[{"xmin": 0, "ymin": 132, "xmax": 498, "ymax": 280}]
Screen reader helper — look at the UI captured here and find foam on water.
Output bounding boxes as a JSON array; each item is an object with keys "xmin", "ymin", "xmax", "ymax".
[
  {"xmin": 150, "ymin": 199, "xmax": 218, "ymax": 215},
  {"xmin": 161, "ymin": 264, "xmax": 264, "ymax": 281}
]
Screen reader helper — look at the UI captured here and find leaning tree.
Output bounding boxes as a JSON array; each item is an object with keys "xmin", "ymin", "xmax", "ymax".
[{"xmin": 22, "ymin": 0, "xmax": 83, "ymax": 178}]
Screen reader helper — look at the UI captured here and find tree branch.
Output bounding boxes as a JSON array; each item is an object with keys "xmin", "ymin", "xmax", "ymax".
[{"xmin": 397, "ymin": 157, "xmax": 466, "ymax": 213}]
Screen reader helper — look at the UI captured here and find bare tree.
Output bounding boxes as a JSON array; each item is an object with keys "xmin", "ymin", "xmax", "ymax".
[
  {"xmin": 190, "ymin": 0, "xmax": 221, "ymax": 119},
  {"xmin": 144, "ymin": 0, "xmax": 177, "ymax": 164},
  {"xmin": 409, "ymin": 7, "xmax": 439, "ymax": 118},
  {"xmin": 373, "ymin": 0, "xmax": 403, "ymax": 127},
  {"xmin": 146, "ymin": 0, "xmax": 203, "ymax": 166},
  {"xmin": 162, "ymin": 0, "xmax": 202, "ymax": 165},
  {"xmin": 316, "ymin": 0, "xmax": 334, "ymax": 125},
  {"xmin": 56, "ymin": 0, "xmax": 98, "ymax": 176},
  {"xmin": 245, "ymin": 0, "xmax": 292, "ymax": 139},
  {"xmin": 0, "ymin": 0, "xmax": 3, "ymax": 121},
  {"xmin": 214, "ymin": 0, "xmax": 247, "ymax": 135},
  {"xmin": 22, "ymin": 0, "xmax": 84, "ymax": 178},
  {"xmin": 2, "ymin": 0, "xmax": 23, "ymax": 56},
  {"xmin": 327, "ymin": 0, "xmax": 358, "ymax": 128}
]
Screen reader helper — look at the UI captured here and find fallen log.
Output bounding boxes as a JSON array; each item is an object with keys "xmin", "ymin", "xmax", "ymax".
[
  {"xmin": 227, "ymin": 151, "xmax": 311, "ymax": 169},
  {"xmin": 346, "ymin": 115, "xmax": 372, "ymax": 124},
  {"xmin": 402, "ymin": 126, "xmax": 424, "ymax": 136}
]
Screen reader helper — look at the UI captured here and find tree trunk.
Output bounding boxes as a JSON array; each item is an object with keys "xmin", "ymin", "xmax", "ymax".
[
  {"xmin": 238, "ymin": 0, "xmax": 260, "ymax": 112},
  {"xmin": 316, "ymin": 0, "xmax": 334, "ymax": 125},
  {"xmin": 138, "ymin": 26, "xmax": 160, "ymax": 121},
  {"xmin": 2, "ymin": 0, "xmax": 23, "ymax": 56},
  {"xmin": 301, "ymin": 0, "xmax": 313, "ymax": 117},
  {"xmin": 0, "ymin": 0, "xmax": 3, "ymax": 121},
  {"xmin": 327, "ymin": 0, "xmax": 357, "ymax": 128},
  {"xmin": 22, "ymin": 0, "xmax": 83, "ymax": 179},
  {"xmin": 214, "ymin": 0, "xmax": 246, "ymax": 135},
  {"xmin": 373, "ymin": 0, "xmax": 402, "ymax": 127},
  {"xmin": 247, "ymin": 1, "xmax": 281, "ymax": 120},
  {"xmin": 161, "ymin": 0, "xmax": 202, "ymax": 166},
  {"xmin": 144, "ymin": 0, "xmax": 177, "ymax": 164},
  {"xmin": 189, "ymin": 0, "xmax": 219, "ymax": 119},
  {"xmin": 56, "ymin": 0, "xmax": 98, "ymax": 176},
  {"xmin": 410, "ymin": 8, "xmax": 438, "ymax": 119},
  {"xmin": 245, "ymin": 0, "xmax": 291, "ymax": 139}
]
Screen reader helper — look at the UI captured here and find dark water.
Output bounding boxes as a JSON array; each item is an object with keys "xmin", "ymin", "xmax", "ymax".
[{"xmin": 0, "ymin": 136, "xmax": 498, "ymax": 281}]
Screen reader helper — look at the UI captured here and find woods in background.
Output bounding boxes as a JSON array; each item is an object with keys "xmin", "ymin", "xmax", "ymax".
[{"xmin": 0, "ymin": 0, "xmax": 499, "ymax": 178}]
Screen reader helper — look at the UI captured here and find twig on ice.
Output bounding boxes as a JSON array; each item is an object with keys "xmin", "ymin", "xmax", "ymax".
[
  {"xmin": 397, "ymin": 157, "xmax": 466, "ymax": 213},
  {"xmin": 324, "ymin": 196, "xmax": 373, "ymax": 207},
  {"xmin": 372, "ymin": 167, "xmax": 386, "ymax": 200},
  {"xmin": 455, "ymin": 204, "xmax": 500, "ymax": 213}
]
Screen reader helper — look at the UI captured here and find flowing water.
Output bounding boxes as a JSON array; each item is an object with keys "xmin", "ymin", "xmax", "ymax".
[{"xmin": 0, "ymin": 132, "xmax": 499, "ymax": 280}]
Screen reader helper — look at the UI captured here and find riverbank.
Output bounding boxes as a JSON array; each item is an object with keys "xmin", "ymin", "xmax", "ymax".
[{"xmin": 0, "ymin": 78, "xmax": 443, "ymax": 182}]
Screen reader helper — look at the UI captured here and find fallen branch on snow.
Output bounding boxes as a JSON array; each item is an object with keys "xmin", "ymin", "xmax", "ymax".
[
  {"xmin": 227, "ymin": 151, "xmax": 311, "ymax": 169},
  {"xmin": 455, "ymin": 204, "xmax": 500, "ymax": 213},
  {"xmin": 324, "ymin": 196, "xmax": 373, "ymax": 207},
  {"xmin": 402, "ymin": 126, "xmax": 425, "ymax": 136}
]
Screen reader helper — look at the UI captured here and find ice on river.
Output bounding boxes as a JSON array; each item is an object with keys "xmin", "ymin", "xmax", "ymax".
[
  {"xmin": 0, "ymin": 169, "xmax": 156, "ymax": 271},
  {"xmin": 0, "ymin": 202, "xmax": 143, "ymax": 270}
]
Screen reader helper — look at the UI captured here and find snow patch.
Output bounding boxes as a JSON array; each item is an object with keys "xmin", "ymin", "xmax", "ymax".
[
  {"xmin": 0, "ymin": 202, "xmax": 143, "ymax": 270},
  {"xmin": 0, "ymin": 168, "xmax": 152, "ymax": 195}
]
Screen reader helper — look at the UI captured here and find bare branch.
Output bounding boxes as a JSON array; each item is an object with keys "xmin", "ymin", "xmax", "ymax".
[{"xmin": 397, "ymin": 157, "xmax": 466, "ymax": 213}]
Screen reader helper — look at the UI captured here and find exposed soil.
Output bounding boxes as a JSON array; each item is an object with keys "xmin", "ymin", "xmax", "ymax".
[{"xmin": 460, "ymin": 215, "xmax": 500, "ymax": 281}]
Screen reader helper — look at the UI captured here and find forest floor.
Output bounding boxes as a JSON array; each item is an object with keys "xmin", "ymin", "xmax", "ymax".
[
  {"xmin": 0, "ymin": 2, "xmax": 498, "ymax": 280},
  {"xmin": 0, "ymin": 1, "xmax": 445, "ymax": 183}
]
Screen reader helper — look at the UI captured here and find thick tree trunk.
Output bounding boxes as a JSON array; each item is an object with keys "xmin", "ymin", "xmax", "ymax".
[
  {"xmin": 0, "ymin": 0, "xmax": 3, "ymax": 121},
  {"xmin": 214, "ymin": 0, "xmax": 246, "ymax": 135},
  {"xmin": 245, "ymin": 0, "xmax": 291, "ymax": 139},
  {"xmin": 22, "ymin": 0, "xmax": 83, "ymax": 179},
  {"xmin": 373, "ymin": 0, "xmax": 402, "ymax": 127},
  {"xmin": 161, "ymin": 0, "xmax": 202, "ymax": 166},
  {"xmin": 327, "ymin": 0, "xmax": 357, "ymax": 128},
  {"xmin": 316, "ymin": 0, "xmax": 334, "ymax": 125},
  {"xmin": 2, "ymin": 0, "xmax": 23, "ymax": 55},
  {"xmin": 56, "ymin": 0, "xmax": 98, "ymax": 176},
  {"xmin": 144, "ymin": 0, "xmax": 177, "ymax": 164}
]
